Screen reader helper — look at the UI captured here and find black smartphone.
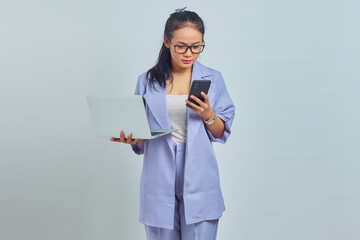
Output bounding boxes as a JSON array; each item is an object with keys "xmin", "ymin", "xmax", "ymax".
[{"xmin": 186, "ymin": 80, "xmax": 211, "ymax": 107}]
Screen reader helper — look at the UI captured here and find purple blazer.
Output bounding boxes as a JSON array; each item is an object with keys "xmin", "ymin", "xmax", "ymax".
[{"xmin": 131, "ymin": 60, "xmax": 235, "ymax": 229}]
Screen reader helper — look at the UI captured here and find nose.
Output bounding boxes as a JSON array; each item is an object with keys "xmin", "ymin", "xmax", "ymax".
[{"xmin": 184, "ymin": 47, "xmax": 192, "ymax": 57}]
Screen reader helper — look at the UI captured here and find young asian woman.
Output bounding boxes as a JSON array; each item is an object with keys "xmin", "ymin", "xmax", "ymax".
[{"xmin": 110, "ymin": 8, "xmax": 235, "ymax": 240}]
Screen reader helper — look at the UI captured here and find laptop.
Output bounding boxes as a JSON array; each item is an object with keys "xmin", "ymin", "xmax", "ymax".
[{"xmin": 86, "ymin": 95, "xmax": 177, "ymax": 139}]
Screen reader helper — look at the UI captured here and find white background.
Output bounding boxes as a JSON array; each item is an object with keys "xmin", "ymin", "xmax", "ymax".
[{"xmin": 1, "ymin": 0, "xmax": 359, "ymax": 239}]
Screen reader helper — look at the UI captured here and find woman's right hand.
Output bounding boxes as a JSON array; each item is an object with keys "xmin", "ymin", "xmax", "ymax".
[{"xmin": 109, "ymin": 130, "xmax": 145, "ymax": 145}]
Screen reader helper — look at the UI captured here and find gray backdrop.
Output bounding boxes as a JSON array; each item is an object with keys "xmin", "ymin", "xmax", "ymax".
[{"xmin": 1, "ymin": 0, "xmax": 359, "ymax": 239}]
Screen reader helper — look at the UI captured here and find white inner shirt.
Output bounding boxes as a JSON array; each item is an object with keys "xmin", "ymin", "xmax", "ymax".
[{"xmin": 166, "ymin": 94, "xmax": 188, "ymax": 144}]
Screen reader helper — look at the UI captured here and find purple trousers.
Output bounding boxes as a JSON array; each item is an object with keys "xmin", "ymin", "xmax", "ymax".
[{"xmin": 144, "ymin": 143, "xmax": 219, "ymax": 240}]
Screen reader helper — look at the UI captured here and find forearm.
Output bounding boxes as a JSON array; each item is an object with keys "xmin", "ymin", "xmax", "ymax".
[{"xmin": 204, "ymin": 114, "xmax": 225, "ymax": 138}]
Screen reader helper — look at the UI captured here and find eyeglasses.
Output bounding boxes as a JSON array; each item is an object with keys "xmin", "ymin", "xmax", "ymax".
[{"xmin": 169, "ymin": 41, "xmax": 205, "ymax": 54}]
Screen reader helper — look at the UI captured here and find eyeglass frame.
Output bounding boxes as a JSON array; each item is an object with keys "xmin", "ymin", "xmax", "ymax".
[{"xmin": 168, "ymin": 40, "xmax": 205, "ymax": 54}]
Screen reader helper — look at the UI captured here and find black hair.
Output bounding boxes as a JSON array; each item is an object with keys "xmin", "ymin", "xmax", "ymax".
[{"xmin": 146, "ymin": 10, "xmax": 205, "ymax": 91}]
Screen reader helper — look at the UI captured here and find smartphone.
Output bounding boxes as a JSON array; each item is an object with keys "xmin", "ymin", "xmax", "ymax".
[{"xmin": 186, "ymin": 80, "xmax": 211, "ymax": 107}]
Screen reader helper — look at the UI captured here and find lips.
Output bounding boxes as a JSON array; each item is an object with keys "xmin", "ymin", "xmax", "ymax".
[{"xmin": 182, "ymin": 60, "xmax": 192, "ymax": 64}]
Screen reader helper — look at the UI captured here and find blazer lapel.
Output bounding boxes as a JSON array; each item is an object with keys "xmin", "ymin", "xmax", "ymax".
[
  {"xmin": 143, "ymin": 80, "xmax": 174, "ymax": 159},
  {"xmin": 186, "ymin": 61, "xmax": 214, "ymax": 154},
  {"xmin": 143, "ymin": 81, "xmax": 169, "ymax": 130}
]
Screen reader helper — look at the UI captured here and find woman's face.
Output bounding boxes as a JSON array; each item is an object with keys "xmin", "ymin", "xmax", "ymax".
[{"xmin": 164, "ymin": 26, "xmax": 203, "ymax": 72}]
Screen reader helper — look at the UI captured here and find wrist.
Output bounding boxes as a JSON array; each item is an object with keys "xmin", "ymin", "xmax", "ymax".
[
  {"xmin": 203, "ymin": 111, "xmax": 216, "ymax": 125},
  {"xmin": 203, "ymin": 110, "xmax": 215, "ymax": 121}
]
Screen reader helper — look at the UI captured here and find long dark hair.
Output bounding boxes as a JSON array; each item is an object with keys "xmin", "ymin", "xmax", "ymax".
[{"xmin": 146, "ymin": 10, "xmax": 205, "ymax": 91}]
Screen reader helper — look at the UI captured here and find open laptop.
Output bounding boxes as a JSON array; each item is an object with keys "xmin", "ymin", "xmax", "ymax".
[{"xmin": 86, "ymin": 95, "xmax": 177, "ymax": 139}]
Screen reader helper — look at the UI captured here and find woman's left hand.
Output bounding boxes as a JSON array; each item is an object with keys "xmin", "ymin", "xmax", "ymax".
[{"xmin": 185, "ymin": 91, "xmax": 214, "ymax": 120}]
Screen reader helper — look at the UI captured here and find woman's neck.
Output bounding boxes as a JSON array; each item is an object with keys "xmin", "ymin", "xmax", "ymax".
[{"xmin": 172, "ymin": 65, "xmax": 193, "ymax": 77}]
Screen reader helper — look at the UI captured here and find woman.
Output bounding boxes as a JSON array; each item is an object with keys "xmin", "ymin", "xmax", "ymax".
[{"xmin": 110, "ymin": 8, "xmax": 235, "ymax": 240}]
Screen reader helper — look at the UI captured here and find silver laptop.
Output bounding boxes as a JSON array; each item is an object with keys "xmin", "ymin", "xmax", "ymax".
[{"xmin": 86, "ymin": 95, "xmax": 177, "ymax": 139}]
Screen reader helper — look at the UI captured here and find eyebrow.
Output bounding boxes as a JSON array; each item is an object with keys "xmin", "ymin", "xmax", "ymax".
[{"xmin": 175, "ymin": 41, "xmax": 202, "ymax": 45}]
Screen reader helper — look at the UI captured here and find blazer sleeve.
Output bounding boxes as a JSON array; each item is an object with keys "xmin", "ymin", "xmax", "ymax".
[
  {"xmin": 131, "ymin": 74, "xmax": 147, "ymax": 155},
  {"xmin": 205, "ymin": 71, "xmax": 235, "ymax": 143}
]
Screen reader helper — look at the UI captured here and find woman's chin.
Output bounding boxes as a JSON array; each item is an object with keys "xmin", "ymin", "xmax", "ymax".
[{"xmin": 173, "ymin": 62, "xmax": 193, "ymax": 71}]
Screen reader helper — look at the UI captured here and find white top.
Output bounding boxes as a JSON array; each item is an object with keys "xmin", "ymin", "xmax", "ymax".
[{"xmin": 166, "ymin": 94, "xmax": 188, "ymax": 144}]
